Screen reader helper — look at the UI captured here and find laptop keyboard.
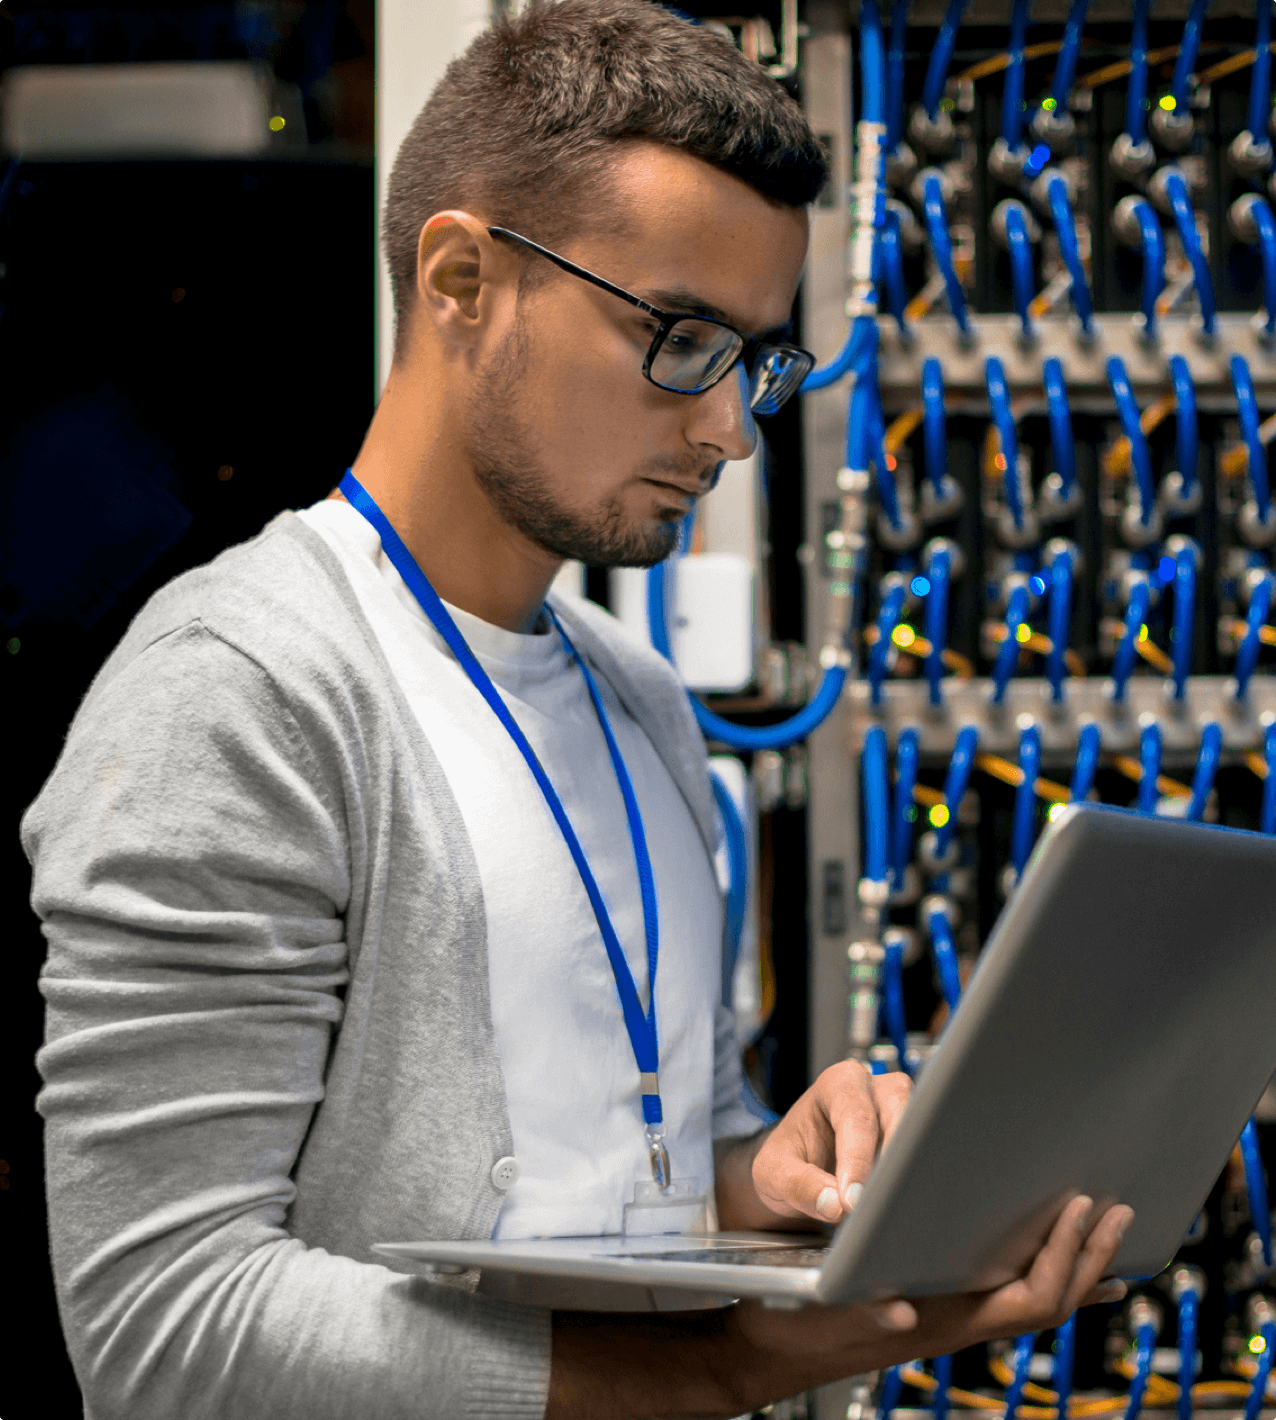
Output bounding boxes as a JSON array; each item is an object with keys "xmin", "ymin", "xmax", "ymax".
[{"xmin": 614, "ymin": 1243, "xmax": 829, "ymax": 1268}]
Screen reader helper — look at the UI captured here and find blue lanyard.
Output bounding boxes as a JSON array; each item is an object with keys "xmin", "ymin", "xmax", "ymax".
[{"xmin": 337, "ymin": 471, "xmax": 670, "ymax": 1175}]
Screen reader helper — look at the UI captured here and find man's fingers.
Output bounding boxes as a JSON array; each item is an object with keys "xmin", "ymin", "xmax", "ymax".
[
  {"xmin": 871, "ymin": 1071, "xmax": 912, "ymax": 1145},
  {"xmin": 1061, "ymin": 1204, "xmax": 1135, "ymax": 1316},
  {"xmin": 818, "ymin": 1062, "xmax": 884, "ymax": 1206},
  {"xmin": 756, "ymin": 1158, "xmax": 847, "ymax": 1222}
]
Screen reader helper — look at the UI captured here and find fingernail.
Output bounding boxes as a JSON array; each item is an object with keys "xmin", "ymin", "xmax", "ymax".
[
  {"xmin": 816, "ymin": 1187, "xmax": 841, "ymax": 1220},
  {"xmin": 1115, "ymin": 1208, "xmax": 1135, "ymax": 1242},
  {"xmin": 844, "ymin": 1182, "xmax": 864, "ymax": 1211},
  {"xmin": 1075, "ymin": 1196, "xmax": 1094, "ymax": 1232},
  {"xmin": 873, "ymin": 1300, "xmax": 918, "ymax": 1331},
  {"xmin": 1100, "ymin": 1280, "xmax": 1128, "ymax": 1301}
]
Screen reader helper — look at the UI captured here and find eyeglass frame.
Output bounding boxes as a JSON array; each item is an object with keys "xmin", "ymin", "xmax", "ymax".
[{"xmin": 487, "ymin": 226, "xmax": 814, "ymax": 412}]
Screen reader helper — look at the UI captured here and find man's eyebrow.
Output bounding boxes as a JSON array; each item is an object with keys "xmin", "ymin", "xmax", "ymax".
[{"xmin": 642, "ymin": 286, "xmax": 793, "ymax": 343}]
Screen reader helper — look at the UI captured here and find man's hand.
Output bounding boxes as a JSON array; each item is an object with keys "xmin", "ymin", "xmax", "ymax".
[
  {"xmin": 547, "ymin": 1195, "xmax": 1134, "ymax": 1420},
  {"xmin": 751, "ymin": 1060, "xmax": 912, "ymax": 1224}
]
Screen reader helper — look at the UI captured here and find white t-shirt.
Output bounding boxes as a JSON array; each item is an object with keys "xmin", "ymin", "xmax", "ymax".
[{"xmin": 298, "ymin": 499, "xmax": 759, "ymax": 1238}]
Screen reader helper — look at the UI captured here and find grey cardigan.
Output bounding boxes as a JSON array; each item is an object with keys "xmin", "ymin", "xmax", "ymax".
[{"xmin": 23, "ymin": 512, "xmax": 737, "ymax": 1420}]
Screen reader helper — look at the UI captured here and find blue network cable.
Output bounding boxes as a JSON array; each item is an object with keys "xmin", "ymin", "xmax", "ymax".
[
  {"xmin": 1169, "ymin": 0, "xmax": 1210, "ymax": 116},
  {"xmin": 1161, "ymin": 168, "xmax": 1217, "ymax": 337},
  {"xmin": 1169, "ymin": 354, "xmax": 1198, "ymax": 497},
  {"xmin": 1243, "ymin": 198, "xmax": 1276, "ymax": 338},
  {"xmin": 1187, "ymin": 722, "xmax": 1222, "ymax": 822},
  {"xmin": 1264, "ymin": 718, "xmax": 1276, "ymax": 834},
  {"xmin": 923, "ymin": 172, "xmax": 972, "ymax": 335},
  {"xmin": 1131, "ymin": 199, "xmax": 1166, "ymax": 339},
  {"xmin": 1043, "ymin": 357, "xmax": 1077, "ymax": 503},
  {"xmin": 1177, "ymin": 1285, "xmax": 1200, "ymax": 1420},
  {"xmin": 1004, "ymin": 202, "xmax": 1036, "ymax": 339},
  {"xmin": 1011, "ymin": 722, "xmax": 1041, "ymax": 883},
  {"xmin": 1054, "ymin": 1315, "xmax": 1078, "ymax": 1420},
  {"xmin": 709, "ymin": 768, "xmax": 749, "ymax": 997},
  {"xmin": 1112, "ymin": 581, "xmax": 1151, "ymax": 702},
  {"xmin": 1107, "ymin": 356, "xmax": 1157, "ymax": 528},
  {"xmin": 802, "ymin": 2, "xmax": 887, "ymax": 391},
  {"xmin": 892, "ymin": 726, "xmax": 921, "ymax": 890},
  {"xmin": 1240, "ymin": 1118, "xmax": 1273, "ymax": 1266},
  {"xmin": 921, "ymin": 0, "xmax": 970, "ymax": 119},
  {"xmin": 923, "ymin": 356, "xmax": 948, "ymax": 495},
  {"xmin": 1047, "ymin": 548, "xmax": 1074, "ymax": 702},
  {"xmin": 1172, "ymin": 544, "xmax": 1198, "ymax": 701},
  {"xmin": 881, "ymin": 932, "xmax": 910, "ymax": 1072},
  {"xmin": 1003, "ymin": 1334, "xmax": 1036, "ymax": 1420},
  {"xmin": 888, "ymin": 0, "xmax": 909, "ymax": 155},
  {"xmin": 1127, "ymin": 0, "xmax": 1152, "ymax": 147},
  {"xmin": 924, "ymin": 545, "xmax": 952, "ymax": 706},
  {"xmin": 928, "ymin": 903, "xmax": 962, "ymax": 1012},
  {"xmin": 1243, "ymin": 1319, "xmax": 1276, "ymax": 1420},
  {"xmin": 1125, "ymin": 1318, "xmax": 1158, "ymax": 1420},
  {"xmin": 1001, "ymin": 0, "xmax": 1033, "ymax": 154},
  {"xmin": 1046, "ymin": 173, "xmax": 1095, "ymax": 336},
  {"xmin": 863, "ymin": 723, "xmax": 891, "ymax": 887},
  {"xmin": 878, "ymin": 1366, "xmax": 905, "ymax": 1420},
  {"xmin": 1048, "ymin": 0, "xmax": 1088, "ymax": 112},
  {"xmin": 932, "ymin": 1352, "xmax": 955, "ymax": 1420},
  {"xmin": 878, "ymin": 206, "xmax": 912, "ymax": 339},
  {"xmin": 647, "ymin": 565, "xmax": 849, "ymax": 750},
  {"xmin": 936, "ymin": 723, "xmax": 979, "ymax": 860},
  {"xmin": 992, "ymin": 584, "xmax": 1032, "ymax": 703},
  {"xmin": 986, "ymin": 356, "xmax": 1023, "ymax": 528},
  {"xmin": 1235, "ymin": 571, "xmax": 1274, "ymax": 699},
  {"xmin": 1232, "ymin": 354, "xmax": 1272, "ymax": 524},
  {"xmin": 869, "ymin": 579, "xmax": 909, "ymax": 704},
  {"xmin": 1251, "ymin": 0, "xmax": 1274, "ymax": 148},
  {"xmin": 1070, "ymin": 722, "xmax": 1101, "ymax": 801},
  {"xmin": 862, "ymin": 0, "xmax": 886, "ymax": 125},
  {"xmin": 846, "ymin": 329, "xmax": 903, "ymax": 532},
  {"xmin": 1138, "ymin": 719, "xmax": 1162, "ymax": 815}
]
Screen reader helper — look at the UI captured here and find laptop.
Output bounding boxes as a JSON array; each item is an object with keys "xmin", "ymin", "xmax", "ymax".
[{"xmin": 375, "ymin": 803, "xmax": 1276, "ymax": 1308}]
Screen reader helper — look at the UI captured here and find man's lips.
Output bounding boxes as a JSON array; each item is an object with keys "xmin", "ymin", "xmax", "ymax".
[{"xmin": 644, "ymin": 475, "xmax": 708, "ymax": 499}]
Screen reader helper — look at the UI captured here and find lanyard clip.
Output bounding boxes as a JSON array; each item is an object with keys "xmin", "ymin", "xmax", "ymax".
[{"xmin": 645, "ymin": 1124, "xmax": 671, "ymax": 1190}]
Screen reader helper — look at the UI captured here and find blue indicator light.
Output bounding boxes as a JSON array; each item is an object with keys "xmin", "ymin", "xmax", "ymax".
[
  {"xmin": 910, "ymin": 575, "xmax": 931, "ymax": 597},
  {"xmin": 1029, "ymin": 575, "xmax": 1047, "ymax": 596},
  {"xmin": 1024, "ymin": 144, "xmax": 1051, "ymax": 178},
  {"xmin": 1157, "ymin": 555, "xmax": 1176, "ymax": 582}
]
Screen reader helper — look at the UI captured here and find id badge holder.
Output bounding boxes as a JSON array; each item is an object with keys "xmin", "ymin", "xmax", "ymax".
[{"xmin": 622, "ymin": 1178, "xmax": 710, "ymax": 1236}]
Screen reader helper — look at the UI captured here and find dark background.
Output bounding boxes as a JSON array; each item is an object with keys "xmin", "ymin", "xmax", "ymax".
[{"xmin": 0, "ymin": 5, "xmax": 376, "ymax": 1412}]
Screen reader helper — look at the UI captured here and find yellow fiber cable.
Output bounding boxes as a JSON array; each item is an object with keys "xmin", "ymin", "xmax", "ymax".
[
  {"xmin": 1134, "ymin": 636, "xmax": 1175, "ymax": 676},
  {"xmin": 1111, "ymin": 754, "xmax": 1192, "ymax": 798},
  {"xmin": 956, "ymin": 39, "xmax": 1066, "ymax": 83},
  {"xmin": 885, "ymin": 407, "xmax": 925, "ymax": 455},
  {"xmin": 912, "ymin": 783, "xmax": 946, "ymax": 808},
  {"xmin": 1101, "ymin": 396, "xmax": 1177, "ymax": 479},
  {"xmin": 1079, "ymin": 43, "xmax": 1201, "ymax": 90},
  {"xmin": 1246, "ymin": 750, "xmax": 1269, "ymax": 780},
  {"xmin": 1195, "ymin": 41, "xmax": 1276, "ymax": 85},
  {"xmin": 975, "ymin": 752, "xmax": 1072, "ymax": 805},
  {"xmin": 988, "ymin": 624, "xmax": 1087, "ymax": 679}
]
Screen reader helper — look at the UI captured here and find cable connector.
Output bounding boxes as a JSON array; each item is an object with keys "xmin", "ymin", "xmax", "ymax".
[
  {"xmin": 1110, "ymin": 131, "xmax": 1155, "ymax": 181},
  {"xmin": 1230, "ymin": 130, "xmax": 1274, "ymax": 179}
]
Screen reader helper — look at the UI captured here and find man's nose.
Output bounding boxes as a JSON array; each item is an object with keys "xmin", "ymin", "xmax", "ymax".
[{"xmin": 688, "ymin": 361, "xmax": 758, "ymax": 464}]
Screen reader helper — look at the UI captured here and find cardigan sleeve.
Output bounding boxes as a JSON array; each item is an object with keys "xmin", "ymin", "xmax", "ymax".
[{"xmin": 22, "ymin": 620, "xmax": 551, "ymax": 1420}]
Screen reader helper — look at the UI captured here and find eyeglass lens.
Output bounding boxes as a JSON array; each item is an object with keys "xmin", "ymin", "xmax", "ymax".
[{"xmin": 651, "ymin": 318, "xmax": 809, "ymax": 414}]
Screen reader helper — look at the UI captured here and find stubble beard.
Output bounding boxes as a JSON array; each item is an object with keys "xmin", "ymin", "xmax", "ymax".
[{"xmin": 466, "ymin": 320, "xmax": 691, "ymax": 569}]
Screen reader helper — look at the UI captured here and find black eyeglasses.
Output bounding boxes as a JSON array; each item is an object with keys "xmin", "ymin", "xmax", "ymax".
[{"xmin": 488, "ymin": 226, "xmax": 814, "ymax": 416}]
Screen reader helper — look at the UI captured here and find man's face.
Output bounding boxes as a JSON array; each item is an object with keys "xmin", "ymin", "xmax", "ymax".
[{"xmin": 464, "ymin": 142, "xmax": 809, "ymax": 568}]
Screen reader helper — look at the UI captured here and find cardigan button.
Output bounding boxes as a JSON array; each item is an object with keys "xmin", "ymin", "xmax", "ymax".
[{"xmin": 491, "ymin": 1156, "xmax": 521, "ymax": 1190}]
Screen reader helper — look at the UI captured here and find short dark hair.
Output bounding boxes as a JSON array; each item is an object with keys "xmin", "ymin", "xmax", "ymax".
[{"xmin": 381, "ymin": 0, "xmax": 827, "ymax": 345}]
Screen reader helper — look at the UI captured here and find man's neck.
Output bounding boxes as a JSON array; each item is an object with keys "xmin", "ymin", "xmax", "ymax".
[{"xmin": 342, "ymin": 365, "xmax": 562, "ymax": 635}]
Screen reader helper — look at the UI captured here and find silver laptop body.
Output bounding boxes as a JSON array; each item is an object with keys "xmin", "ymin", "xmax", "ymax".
[{"xmin": 375, "ymin": 804, "xmax": 1276, "ymax": 1307}]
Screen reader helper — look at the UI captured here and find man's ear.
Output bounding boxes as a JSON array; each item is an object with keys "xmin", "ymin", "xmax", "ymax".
[{"xmin": 413, "ymin": 211, "xmax": 514, "ymax": 353}]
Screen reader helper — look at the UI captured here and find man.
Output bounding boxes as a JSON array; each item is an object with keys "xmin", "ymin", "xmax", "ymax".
[{"xmin": 23, "ymin": 2, "xmax": 1131, "ymax": 1416}]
